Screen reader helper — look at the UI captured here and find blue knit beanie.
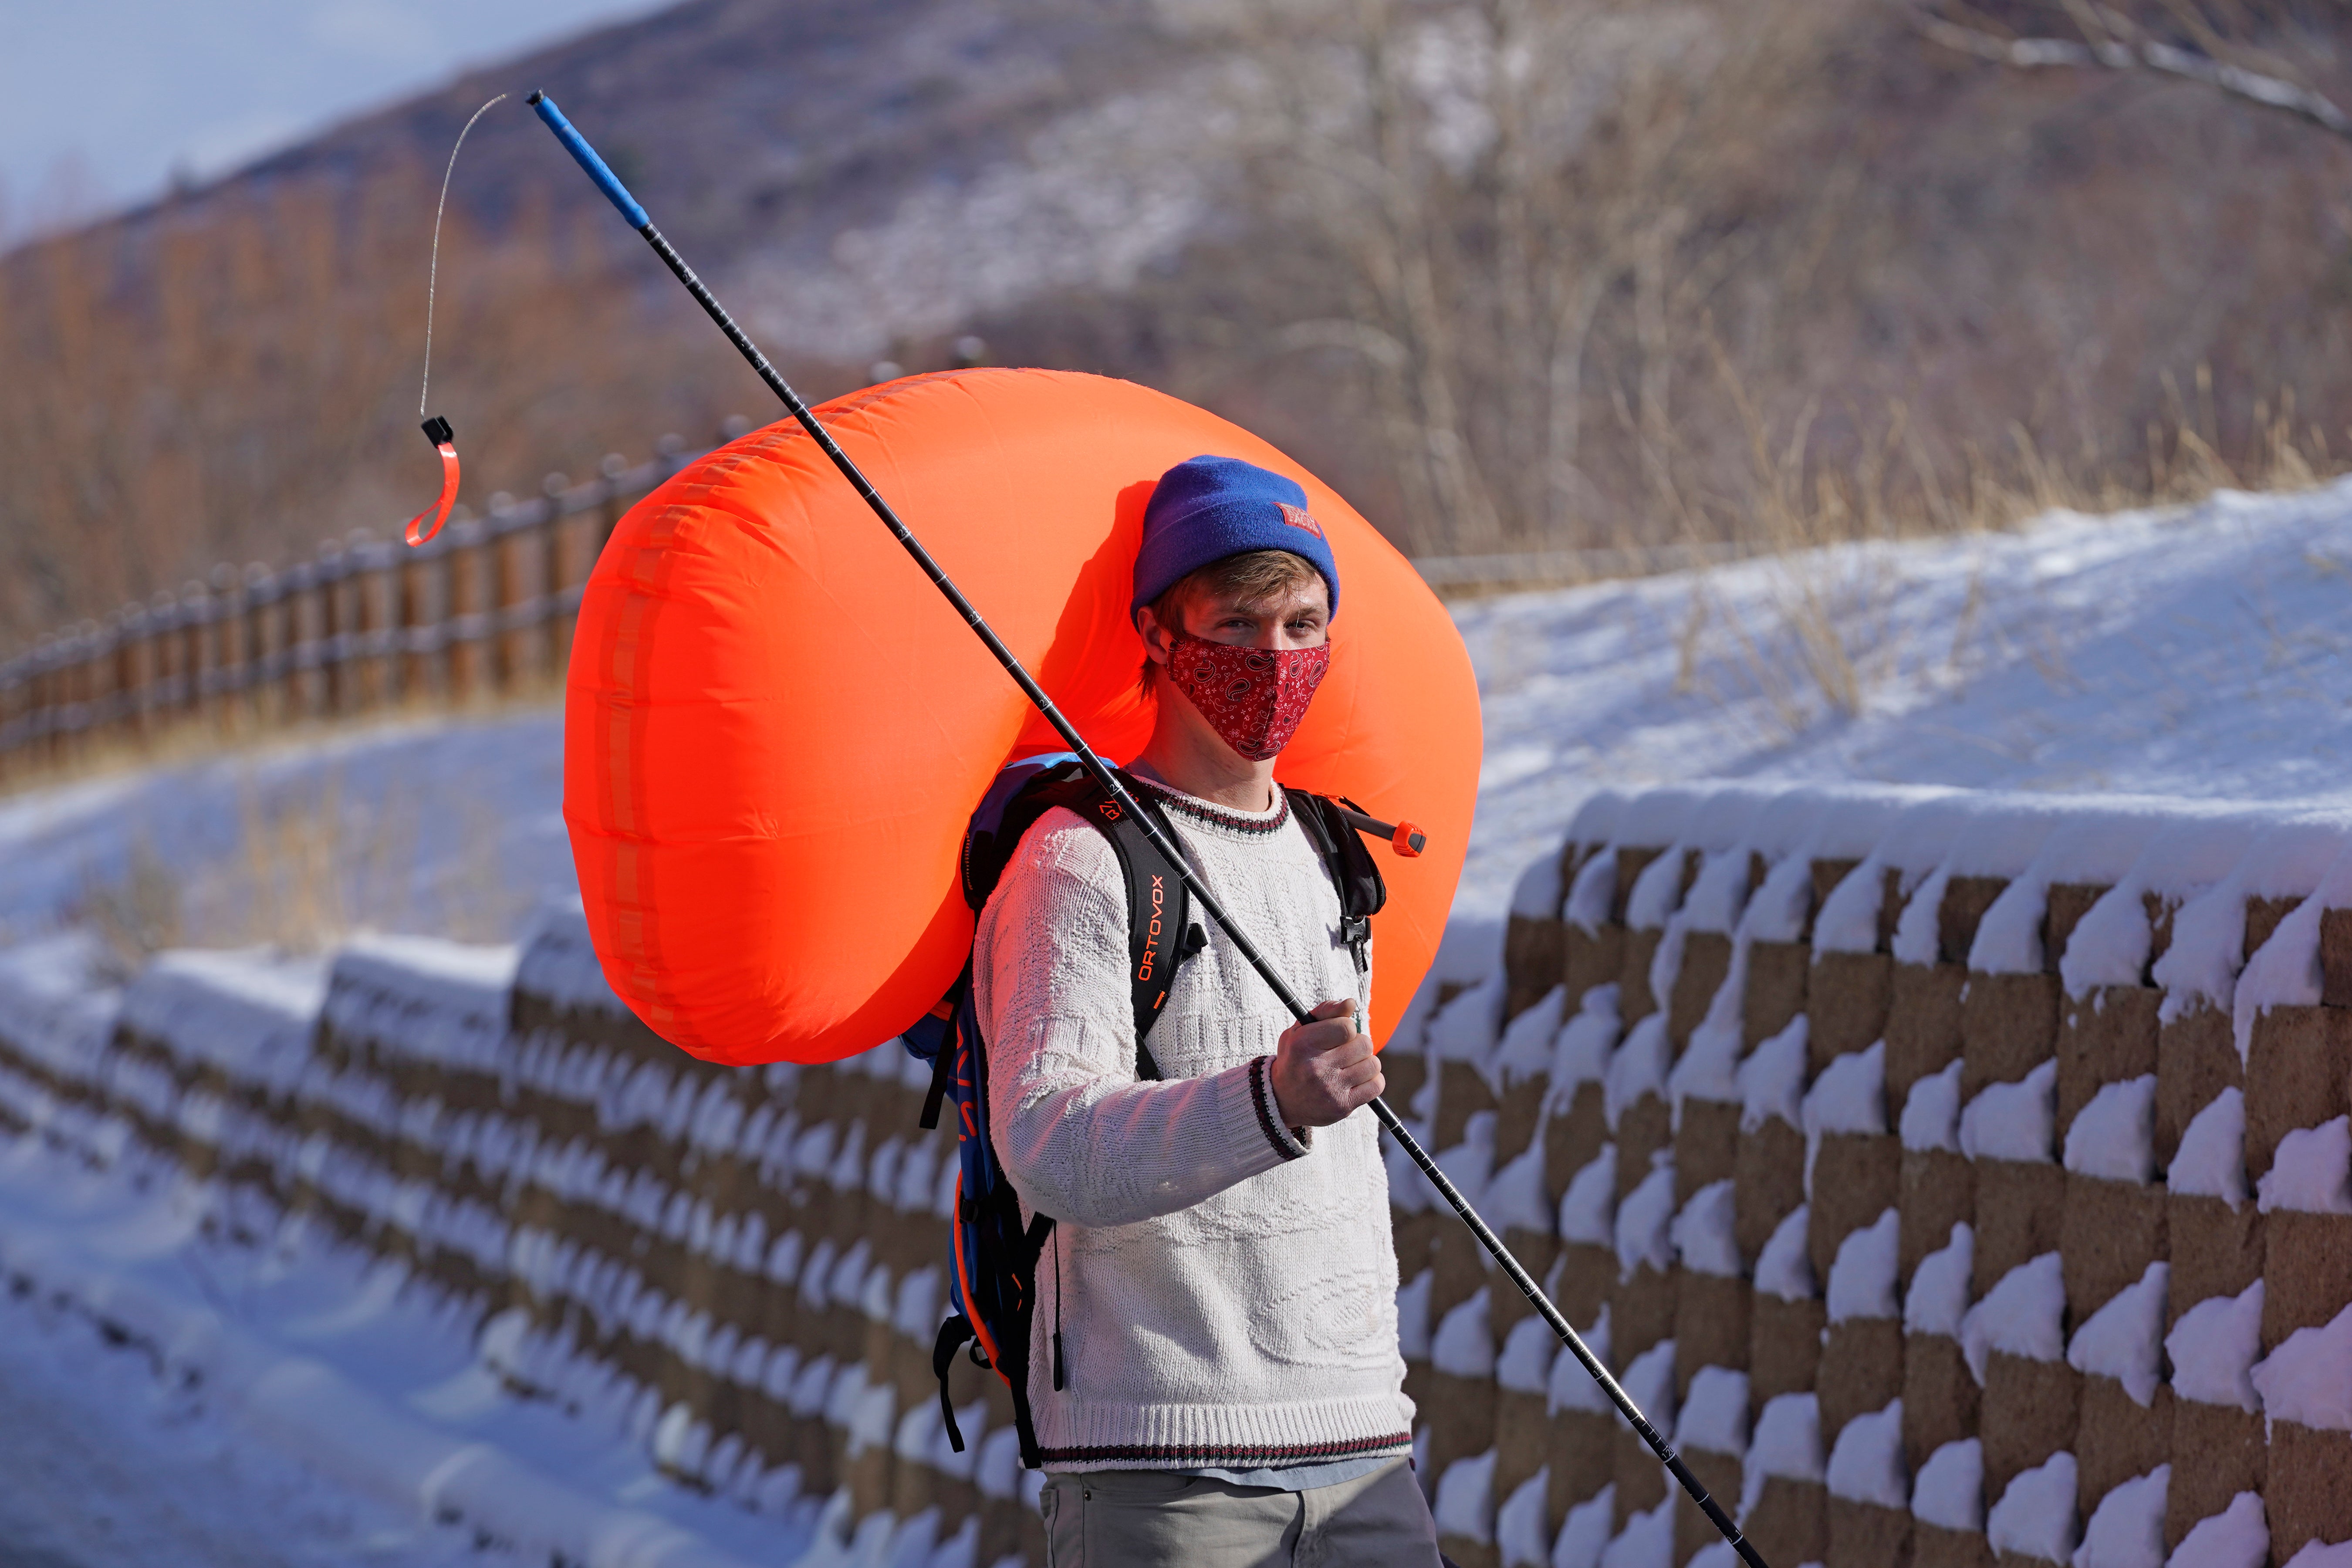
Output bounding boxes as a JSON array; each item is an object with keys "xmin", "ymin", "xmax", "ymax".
[{"xmin": 1132, "ymin": 455, "xmax": 1340, "ymax": 619}]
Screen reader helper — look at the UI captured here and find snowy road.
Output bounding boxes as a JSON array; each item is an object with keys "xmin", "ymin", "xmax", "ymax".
[{"xmin": 0, "ymin": 1285, "xmax": 473, "ymax": 1568}]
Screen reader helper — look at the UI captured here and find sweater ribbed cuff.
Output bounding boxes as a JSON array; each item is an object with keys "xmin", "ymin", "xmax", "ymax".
[{"xmin": 1247, "ymin": 1056, "xmax": 1312, "ymax": 1161}]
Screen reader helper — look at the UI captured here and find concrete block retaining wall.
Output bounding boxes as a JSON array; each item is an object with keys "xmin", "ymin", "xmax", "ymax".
[
  {"xmin": 1402, "ymin": 785, "xmax": 2352, "ymax": 1568},
  {"xmin": 0, "ymin": 917, "xmax": 1036, "ymax": 1567},
  {"xmin": 5, "ymin": 781, "xmax": 2352, "ymax": 1568}
]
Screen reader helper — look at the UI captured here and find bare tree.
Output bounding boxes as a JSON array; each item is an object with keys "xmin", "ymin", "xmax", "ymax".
[
  {"xmin": 1197, "ymin": 0, "xmax": 1843, "ymax": 557},
  {"xmin": 1919, "ymin": 1, "xmax": 2352, "ymax": 140},
  {"xmin": 0, "ymin": 170, "xmax": 732, "ymax": 650}
]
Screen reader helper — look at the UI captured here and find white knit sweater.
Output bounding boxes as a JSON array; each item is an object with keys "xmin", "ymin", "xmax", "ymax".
[{"xmin": 973, "ymin": 784, "xmax": 1413, "ymax": 1473}]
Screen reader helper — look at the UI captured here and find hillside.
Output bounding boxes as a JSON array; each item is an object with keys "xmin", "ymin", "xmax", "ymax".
[
  {"xmin": 12, "ymin": 0, "xmax": 2352, "ymax": 646},
  {"xmin": 221, "ymin": 0, "xmax": 1217, "ymax": 361}
]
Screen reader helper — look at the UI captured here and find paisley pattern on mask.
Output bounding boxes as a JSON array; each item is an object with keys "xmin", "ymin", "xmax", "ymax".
[{"xmin": 1164, "ymin": 631, "xmax": 1331, "ymax": 761}]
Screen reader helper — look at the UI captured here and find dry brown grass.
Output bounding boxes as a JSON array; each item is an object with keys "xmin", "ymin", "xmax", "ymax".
[
  {"xmin": 0, "ymin": 166, "xmax": 739, "ymax": 652},
  {"xmin": 1659, "ymin": 355, "xmax": 2346, "ymax": 737},
  {"xmin": 51, "ymin": 689, "xmax": 555, "ymax": 962},
  {"xmin": 75, "ymin": 838, "xmax": 185, "ymax": 973},
  {"xmin": 230, "ymin": 771, "xmax": 416, "ymax": 953}
]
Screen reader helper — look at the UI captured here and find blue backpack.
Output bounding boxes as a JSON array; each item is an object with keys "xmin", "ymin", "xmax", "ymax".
[{"xmin": 901, "ymin": 755, "xmax": 1387, "ymax": 1467}]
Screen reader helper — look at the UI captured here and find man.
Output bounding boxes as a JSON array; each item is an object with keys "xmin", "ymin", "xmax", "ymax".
[{"xmin": 974, "ymin": 455, "xmax": 1440, "ymax": 1565}]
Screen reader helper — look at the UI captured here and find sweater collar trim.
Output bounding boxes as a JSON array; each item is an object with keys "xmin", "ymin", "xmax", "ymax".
[{"xmin": 1128, "ymin": 775, "xmax": 1291, "ymax": 837}]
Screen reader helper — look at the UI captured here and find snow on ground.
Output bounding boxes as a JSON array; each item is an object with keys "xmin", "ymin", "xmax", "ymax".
[
  {"xmin": 0, "ymin": 1186, "xmax": 490, "ymax": 1568},
  {"xmin": 0, "ymin": 1087, "xmax": 816, "ymax": 1568},
  {"xmin": 0, "ymin": 710, "xmax": 568, "ymax": 956},
  {"xmin": 12, "ymin": 480, "xmax": 2352, "ymax": 955},
  {"xmin": 5, "ymin": 477, "xmax": 2352, "ymax": 1560},
  {"xmin": 1459, "ymin": 477, "xmax": 2352, "ymax": 918}
]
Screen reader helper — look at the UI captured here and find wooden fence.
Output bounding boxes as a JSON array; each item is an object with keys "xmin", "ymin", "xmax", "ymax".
[
  {"xmin": 0, "ymin": 422, "xmax": 748, "ymax": 784},
  {"xmin": 0, "ymin": 420, "xmax": 1621, "ymax": 788}
]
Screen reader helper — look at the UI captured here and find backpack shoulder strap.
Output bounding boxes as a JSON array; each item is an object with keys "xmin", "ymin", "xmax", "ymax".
[
  {"xmin": 1061, "ymin": 776, "xmax": 1210, "ymax": 1080},
  {"xmin": 962, "ymin": 760, "xmax": 1092, "ymax": 912},
  {"xmin": 1090, "ymin": 779, "xmax": 1210, "ymax": 1077},
  {"xmin": 981, "ymin": 767, "xmax": 1205, "ymax": 1081},
  {"xmin": 1282, "ymin": 788, "xmax": 1388, "ymax": 975}
]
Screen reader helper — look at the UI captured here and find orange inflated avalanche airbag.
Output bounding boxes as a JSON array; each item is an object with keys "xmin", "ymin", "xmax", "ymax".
[{"xmin": 564, "ymin": 368, "xmax": 1480, "ymax": 1064}]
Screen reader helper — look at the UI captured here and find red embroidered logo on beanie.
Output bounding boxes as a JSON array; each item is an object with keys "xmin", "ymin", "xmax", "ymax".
[{"xmin": 1277, "ymin": 502, "xmax": 1324, "ymax": 539}]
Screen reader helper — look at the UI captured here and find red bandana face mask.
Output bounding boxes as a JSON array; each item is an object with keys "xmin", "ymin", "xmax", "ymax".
[{"xmin": 1163, "ymin": 631, "xmax": 1331, "ymax": 761}]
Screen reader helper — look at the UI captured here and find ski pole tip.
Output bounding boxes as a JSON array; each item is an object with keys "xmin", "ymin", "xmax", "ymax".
[{"xmin": 526, "ymin": 88, "xmax": 545, "ymax": 107}]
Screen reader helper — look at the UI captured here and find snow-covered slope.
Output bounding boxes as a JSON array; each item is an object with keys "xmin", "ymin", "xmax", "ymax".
[
  {"xmin": 1459, "ymin": 478, "xmax": 2352, "ymax": 921},
  {"xmin": 0, "ymin": 710, "xmax": 568, "ymax": 953},
  {"xmin": 11, "ymin": 478, "xmax": 2352, "ymax": 956}
]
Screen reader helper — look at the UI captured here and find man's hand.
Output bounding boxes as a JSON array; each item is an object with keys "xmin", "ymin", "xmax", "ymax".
[{"xmin": 1270, "ymin": 999, "xmax": 1384, "ymax": 1130}]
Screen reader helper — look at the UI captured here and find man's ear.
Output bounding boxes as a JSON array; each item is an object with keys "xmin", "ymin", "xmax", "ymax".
[{"xmin": 1135, "ymin": 604, "xmax": 1171, "ymax": 666}]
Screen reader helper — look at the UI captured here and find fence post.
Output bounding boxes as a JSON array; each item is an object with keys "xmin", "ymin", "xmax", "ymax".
[
  {"xmin": 54, "ymin": 632, "xmax": 80, "ymax": 767},
  {"xmin": 548, "ymin": 467, "xmax": 590, "ymax": 682},
  {"xmin": 0, "ymin": 656, "xmax": 20, "ymax": 786},
  {"xmin": 84, "ymin": 617, "xmax": 110, "ymax": 756},
  {"xmin": 24, "ymin": 637, "xmax": 47, "ymax": 771},
  {"xmin": 280, "ymin": 563, "xmax": 311, "ymax": 722},
  {"xmin": 397, "ymin": 536, "xmax": 429, "ymax": 705},
  {"xmin": 59, "ymin": 631, "xmax": 82, "ymax": 767},
  {"xmin": 154, "ymin": 591, "xmax": 186, "ymax": 745},
  {"xmin": 450, "ymin": 505, "xmax": 493, "ymax": 705},
  {"xmin": 433, "ymin": 517, "xmax": 461, "ymax": 703},
  {"xmin": 23, "ymin": 644, "xmax": 45, "ymax": 774},
  {"xmin": 110, "ymin": 609, "xmax": 137, "ymax": 750},
  {"xmin": 28, "ymin": 637, "xmax": 52, "ymax": 771},
  {"xmin": 67, "ymin": 624, "xmax": 96, "ymax": 766},
  {"xmin": 98, "ymin": 618, "xmax": 123, "ymax": 757},
  {"xmin": 110, "ymin": 611, "xmax": 133, "ymax": 752},
  {"xmin": 179, "ymin": 580, "xmax": 208, "ymax": 727},
  {"xmin": 346, "ymin": 531, "xmax": 386, "ymax": 712},
  {"xmin": 0, "ymin": 652, "xmax": 20, "ymax": 784},
  {"xmin": 50, "ymin": 631, "xmax": 76, "ymax": 768},
  {"xmin": 205, "ymin": 565, "xmax": 235, "ymax": 740},
  {"xmin": 145, "ymin": 589, "xmax": 179, "ymax": 745},
  {"xmin": 242, "ymin": 566, "xmax": 272, "ymax": 733},
  {"xmin": 317, "ymin": 541, "xmax": 348, "ymax": 719},
  {"xmin": 486, "ymin": 489, "xmax": 530, "ymax": 693}
]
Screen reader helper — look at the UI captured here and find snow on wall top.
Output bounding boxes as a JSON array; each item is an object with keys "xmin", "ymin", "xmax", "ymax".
[
  {"xmin": 2151, "ymin": 812, "xmax": 2352, "ymax": 1024},
  {"xmin": 323, "ymin": 934, "xmax": 519, "ymax": 1072},
  {"xmin": 514, "ymin": 899, "xmax": 630, "ymax": 1017},
  {"xmin": 1554, "ymin": 782, "xmax": 2352, "ymax": 1043},
  {"xmin": 119, "ymin": 948, "xmax": 327, "ymax": 1088},
  {"xmin": 0, "ymin": 930, "xmax": 120, "ymax": 1074}
]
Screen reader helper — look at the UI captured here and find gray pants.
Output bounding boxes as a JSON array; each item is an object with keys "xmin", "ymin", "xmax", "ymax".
[{"xmin": 1037, "ymin": 1458, "xmax": 1443, "ymax": 1568}]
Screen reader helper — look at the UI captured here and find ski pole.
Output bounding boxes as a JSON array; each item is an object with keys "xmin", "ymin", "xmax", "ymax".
[{"xmin": 527, "ymin": 89, "xmax": 1766, "ymax": 1568}]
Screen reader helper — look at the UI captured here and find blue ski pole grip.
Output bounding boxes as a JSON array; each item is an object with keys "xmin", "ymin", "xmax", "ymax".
[{"xmin": 527, "ymin": 90, "xmax": 649, "ymax": 230}]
